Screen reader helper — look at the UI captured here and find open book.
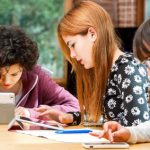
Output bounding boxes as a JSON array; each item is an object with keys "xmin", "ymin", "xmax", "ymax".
[{"xmin": 8, "ymin": 116, "xmax": 64, "ymax": 131}]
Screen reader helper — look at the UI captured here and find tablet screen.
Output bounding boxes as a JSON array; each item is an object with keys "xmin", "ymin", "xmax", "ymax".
[
  {"xmin": 16, "ymin": 116, "xmax": 64, "ymax": 130},
  {"xmin": 0, "ymin": 93, "xmax": 15, "ymax": 124}
]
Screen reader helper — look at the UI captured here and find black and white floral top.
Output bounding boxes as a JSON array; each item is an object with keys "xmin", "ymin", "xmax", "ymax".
[{"xmin": 104, "ymin": 53, "xmax": 149, "ymax": 127}]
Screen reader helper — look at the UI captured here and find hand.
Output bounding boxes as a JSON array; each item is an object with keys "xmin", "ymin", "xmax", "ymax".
[
  {"xmin": 59, "ymin": 113, "xmax": 73, "ymax": 124},
  {"xmin": 15, "ymin": 106, "xmax": 30, "ymax": 118},
  {"xmin": 90, "ymin": 121, "xmax": 131, "ymax": 142},
  {"xmin": 34, "ymin": 105, "xmax": 73, "ymax": 124},
  {"xmin": 34, "ymin": 105, "xmax": 60, "ymax": 121}
]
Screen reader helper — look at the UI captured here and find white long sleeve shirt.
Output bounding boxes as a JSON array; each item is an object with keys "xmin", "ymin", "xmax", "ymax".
[{"xmin": 127, "ymin": 120, "xmax": 150, "ymax": 144}]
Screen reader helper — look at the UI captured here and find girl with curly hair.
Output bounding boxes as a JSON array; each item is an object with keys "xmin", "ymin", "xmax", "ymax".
[{"xmin": 0, "ymin": 25, "xmax": 80, "ymax": 125}]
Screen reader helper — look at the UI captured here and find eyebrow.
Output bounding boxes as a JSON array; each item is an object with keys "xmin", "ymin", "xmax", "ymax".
[
  {"xmin": 5, "ymin": 69, "xmax": 22, "ymax": 75},
  {"xmin": 0, "ymin": 70, "xmax": 22, "ymax": 77},
  {"xmin": 10, "ymin": 70, "xmax": 22, "ymax": 74}
]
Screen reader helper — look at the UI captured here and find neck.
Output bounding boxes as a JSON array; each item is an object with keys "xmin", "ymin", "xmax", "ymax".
[{"xmin": 112, "ymin": 48, "xmax": 124, "ymax": 65}]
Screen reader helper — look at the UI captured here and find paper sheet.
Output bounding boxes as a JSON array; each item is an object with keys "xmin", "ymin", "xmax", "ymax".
[{"xmin": 16, "ymin": 129, "xmax": 110, "ymax": 143}]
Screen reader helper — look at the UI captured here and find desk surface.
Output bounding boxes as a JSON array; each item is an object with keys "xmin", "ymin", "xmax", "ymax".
[{"xmin": 0, "ymin": 125, "xmax": 150, "ymax": 150}]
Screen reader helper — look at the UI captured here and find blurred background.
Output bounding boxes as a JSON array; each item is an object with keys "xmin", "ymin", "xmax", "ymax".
[{"xmin": 0, "ymin": 0, "xmax": 149, "ymax": 94}]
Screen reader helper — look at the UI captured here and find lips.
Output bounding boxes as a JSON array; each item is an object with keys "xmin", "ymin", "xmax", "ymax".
[
  {"xmin": 78, "ymin": 60, "xmax": 82, "ymax": 64},
  {"xmin": 4, "ymin": 84, "xmax": 11, "ymax": 87},
  {"xmin": 80, "ymin": 60, "xmax": 84, "ymax": 65},
  {"xmin": 77, "ymin": 59, "xmax": 83, "ymax": 64}
]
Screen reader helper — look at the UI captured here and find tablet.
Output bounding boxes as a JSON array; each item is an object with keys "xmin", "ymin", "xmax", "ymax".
[
  {"xmin": 82, "ymin": 142, "xmax": 129, "ymax": 149},
  {"xmin": 8, "ymin": 116, "xmax": 64, "ymax": 130},
  {"xmin": 0, "ymin": 92, "xmax": 15, "ymax": 124}
]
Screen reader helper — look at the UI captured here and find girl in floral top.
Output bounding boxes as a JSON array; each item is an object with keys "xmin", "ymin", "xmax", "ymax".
[
  {"xmin": 104, "ymin": 53, "xmax": 149, "ymax": 126},
  {"xmin": 90, "ymin": 19, "xmax": 150, "ymax": 144},
  {"xmin": 56, "ymin": 1, "xmax": 149, "ymax": 126}
]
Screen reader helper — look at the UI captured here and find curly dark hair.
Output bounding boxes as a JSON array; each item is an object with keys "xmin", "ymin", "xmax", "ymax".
[{"xmin": 0, "ymin": 25, "xmax": 39, "ymax": 70}]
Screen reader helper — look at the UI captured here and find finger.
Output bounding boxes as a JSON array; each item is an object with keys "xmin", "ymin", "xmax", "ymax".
[
  {"xmin": 103, "ymin": 122, "xmax": 114, "ymax": 133},
  {"xmin": 89, "ymin": 132, "xmax": 100, "ymax": 137},
  {"xmin": 39, "ymin": 105, "xmax": 51, "ymax": 109},
  {"xmin": 34, "ymin": 107, "xmax": 47, "ymax": 112},
  {"xmin": 15, "ymin": 107, "xmax": 28, "ymax": 117},
  {"xmin": 15, "ymin": 107, "xmax": 22, "ymax": 113},
  {"xmin": 98, "ymin": 130, "xmax": 105, "ymax": 138},
  {"xmin": 103, "ymin": 121, "xmax": 122, "ymax": 133},
  {"xmin": 100, "ymin": 128, "xmax": 113, "ymax": 142},
  {"xmin": 38, "ymin": 110, "xmax": 52, "ymax": 117},
  {"xmin": 34, "ymin": 105, "xmax": 52, "ymax": 112},
  {"xmin": 112, "ymin": 132, "xmax": 123, "ymax": 142},
  {"xmin": 15, "ymin": 110, "xmax": 25, "ymax": 116},
  {"xmin": 108, "ymin": 129, "xmax": 113, "ymax": 142},
  {"xmin": 103, "ymin": 123, "xmax": 109, "ymax": 132},
  {"xmin": 15, "ymin": 108, "xmax": 23, "ymax": 114},
  {"xmin": 112, "ymin": 130, "xmax": 128, "ymax": 142},
  {"xmin": 98, "ymin": 129, "xmax": 113, "ymax": 142}
]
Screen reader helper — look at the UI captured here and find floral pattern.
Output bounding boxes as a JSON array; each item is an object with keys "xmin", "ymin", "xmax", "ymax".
[{"xmin": 104, "ymin": 53, "xmax": 149, "ymax": 126}]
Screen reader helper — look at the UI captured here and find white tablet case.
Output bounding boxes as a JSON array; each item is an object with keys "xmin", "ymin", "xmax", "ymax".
[{"xmin": 0, "ymin": 93, "xmax": 15, "ymax": 124}]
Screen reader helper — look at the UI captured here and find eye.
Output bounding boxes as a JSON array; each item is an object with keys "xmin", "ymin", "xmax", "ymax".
[
  {"xmin": 71, "ymin": 43, "xmax": 75, "ymax": 48},
  {"xmin": 11, "ymin": 71, "xmax": 22, "ymax": 76},
  {"xmin": 11, "ymin": 73, "xmax": 18, "ymax": 76}
]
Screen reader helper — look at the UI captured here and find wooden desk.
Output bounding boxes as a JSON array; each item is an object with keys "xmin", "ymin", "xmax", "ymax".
[{"xmin": 0, "ymin": 125, "xmax": 150, "ymax": 150}]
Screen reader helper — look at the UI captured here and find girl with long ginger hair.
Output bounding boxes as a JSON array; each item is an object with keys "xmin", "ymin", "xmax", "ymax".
[
  {"xmin": 90, "ymin": 19, "xmax": 150, "ymax": 144},
  {"xmin": 57, "ymin": 1, "xmax": 149, "ymax": 126}
]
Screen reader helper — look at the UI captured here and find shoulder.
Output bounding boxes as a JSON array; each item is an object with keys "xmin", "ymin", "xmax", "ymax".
[
  {"xmin": 114, "ymin": 53, "xmax": 140, "ymax": 68},
  {"xmin": 24, "ymin": 65, "xmax": 53, "ymax": 82},
  {"xmin": 31, "ymin": 65, "xmax": 52, "ymax": 76},
  {"xmin": 111, "ymin": 53, "xmax": 147, "ymax": 76}
]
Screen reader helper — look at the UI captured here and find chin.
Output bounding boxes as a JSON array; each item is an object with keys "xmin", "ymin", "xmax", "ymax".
[
  {"xmin": 84, "ymin": 65, "xmax": 93, "ymax": 69},
  {"xmin": 83, "ymin": 62, "xmax": 94, "ymax": 69}
]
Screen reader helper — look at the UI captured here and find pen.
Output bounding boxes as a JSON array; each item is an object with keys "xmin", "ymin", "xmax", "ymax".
[{"xmin": 55, "ymin": 129, "xmax": 92, "ymax": 134}]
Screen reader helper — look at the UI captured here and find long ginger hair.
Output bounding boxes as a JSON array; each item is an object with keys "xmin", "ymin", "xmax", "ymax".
[{"xmin": 57, "ymin": 1, "xmax": 121, "ymax": 122}]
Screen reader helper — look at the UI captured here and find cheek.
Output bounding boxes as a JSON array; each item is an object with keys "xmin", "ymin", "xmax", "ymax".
[
  {"xmin": 13, "ymin": 74, "xmax": 22, "ymax": 83},
  {"xmin": 87, "ymin": 45, "xmax": 93, "ymax": 59}
]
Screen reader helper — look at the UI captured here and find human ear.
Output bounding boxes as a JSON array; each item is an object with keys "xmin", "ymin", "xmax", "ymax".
[{"xmin": 88, "ymin": 27, "xmax": 97, "ymax": 42}]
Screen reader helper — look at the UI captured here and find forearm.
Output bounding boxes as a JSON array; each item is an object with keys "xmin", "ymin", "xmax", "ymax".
[
  {"xmin": 43, "ymin": 85, "xmax": 80, "ymax": 112},
  {"xmin": 51, "ymin": 104, "xmax": 79, "ymax": 112}
]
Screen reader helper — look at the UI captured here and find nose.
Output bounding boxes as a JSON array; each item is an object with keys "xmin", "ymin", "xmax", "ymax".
[
  {"xmin": 2, "ymin": 75, "xmax": 11, "ymax": 85},
  {"xmin": 70, "ymin": 50, "xmax": 76, "ymax": 58}
]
